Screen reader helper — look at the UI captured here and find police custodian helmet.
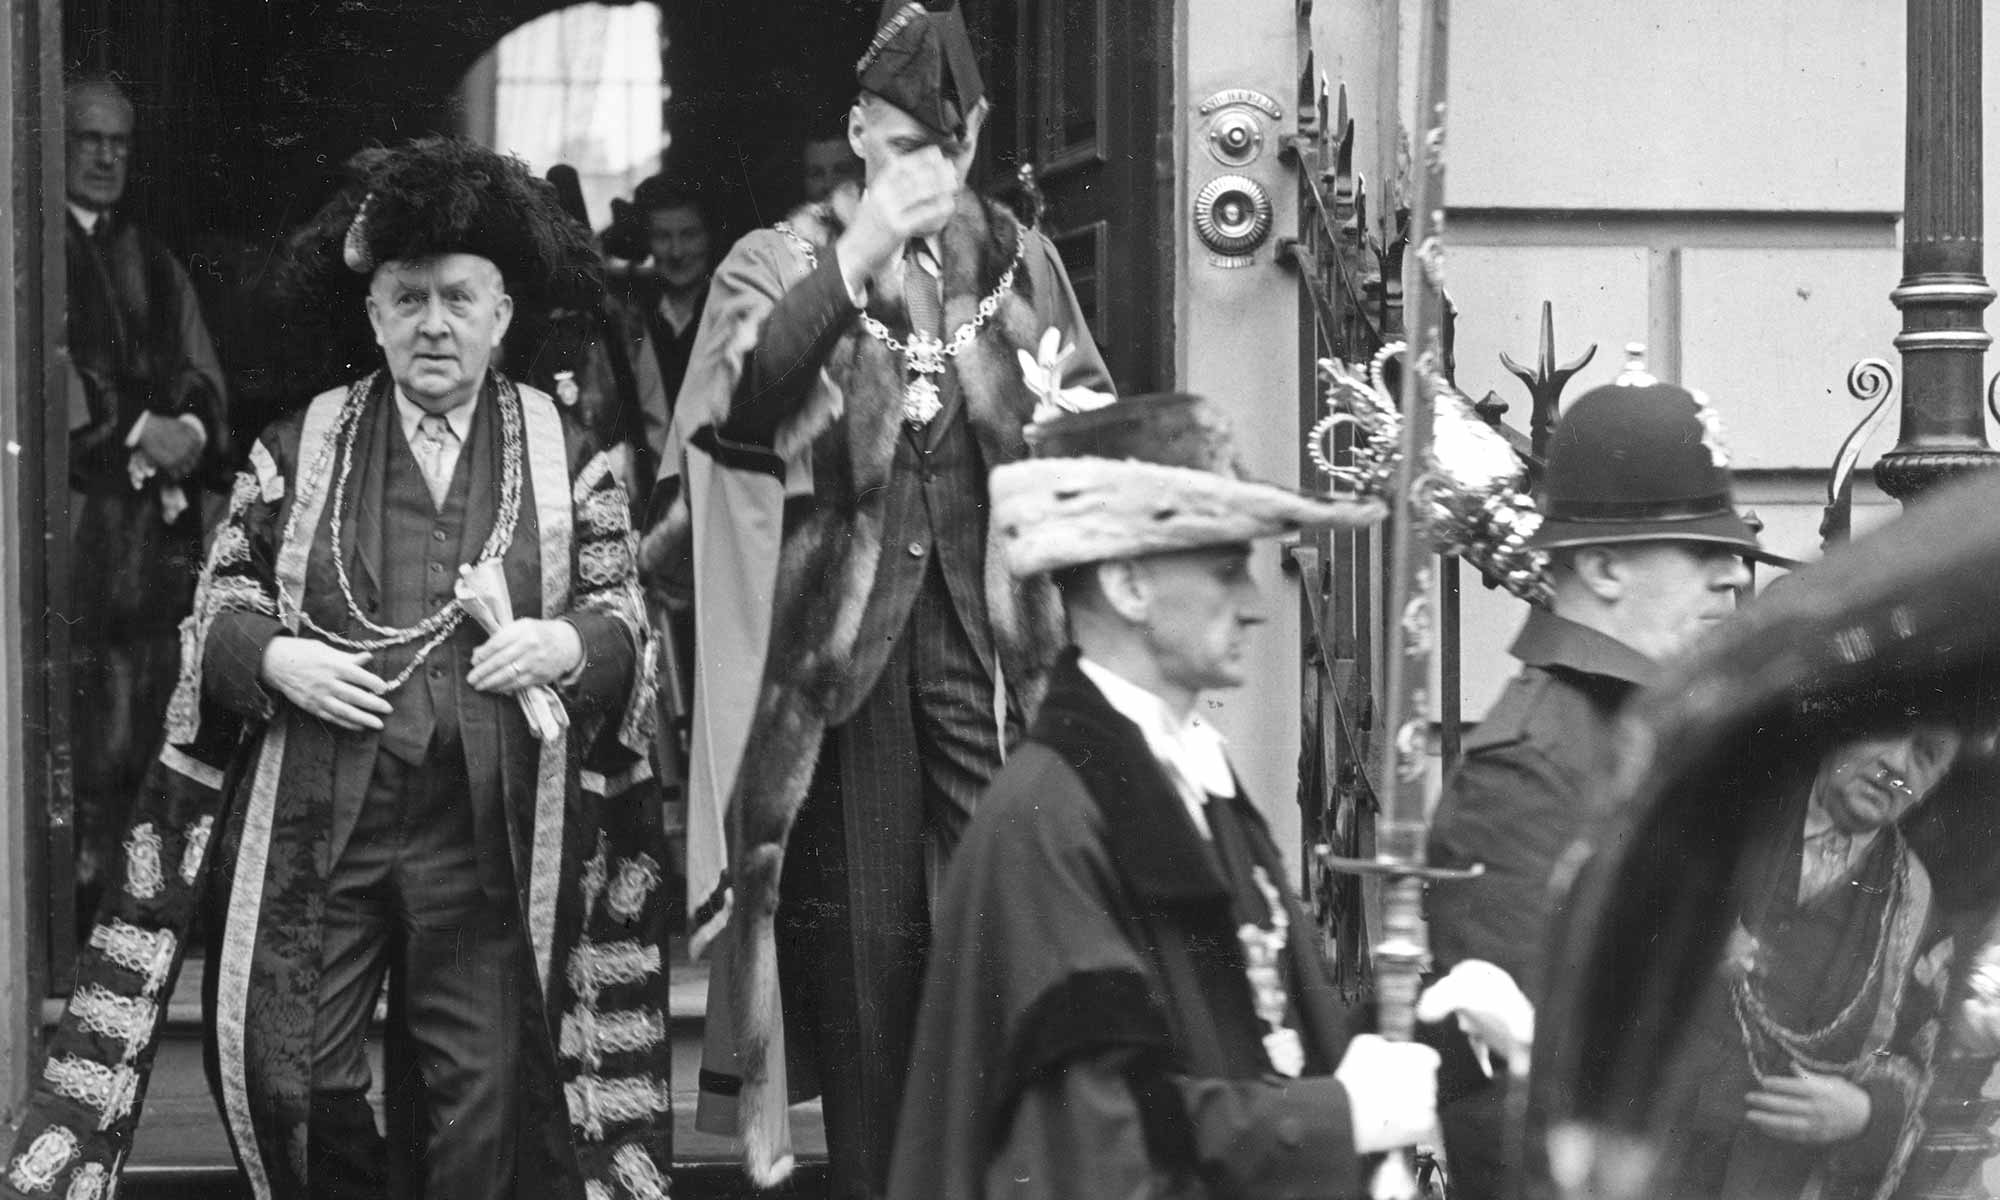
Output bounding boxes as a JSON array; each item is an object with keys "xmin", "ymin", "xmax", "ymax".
[{"xmin": 1528, "ymin": 344, "xmax": 1792, "ymax": 565}]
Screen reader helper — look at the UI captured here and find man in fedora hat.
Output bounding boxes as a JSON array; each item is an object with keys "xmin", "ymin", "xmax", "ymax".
[
  {"xmin": 886, "ymin": 392, "xmax": 1533, "ymax": 1199},
  {"xmin": 642, "ymin": 1, "xmax": 1109, "ymax": 1192},
  {"xmin": 1424, "ymin": 346, "xmax": 1790, "ymax": 1200},
  {"xmin": 3, "ymin": 138, "xmax": 672, "ymax": 1200}
]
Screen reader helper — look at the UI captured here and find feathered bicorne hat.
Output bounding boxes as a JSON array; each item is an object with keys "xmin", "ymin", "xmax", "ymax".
[
  {"xmin": 990, "ymin": 392, "xmax": 1385, "ymax": 577},
  {"xmin": 857, "ymin": 0, "xmax": 985, "ymax": 139},
  {"xmin": 279, "ymin": 136, "xmax": 603, "ymax": 384}
]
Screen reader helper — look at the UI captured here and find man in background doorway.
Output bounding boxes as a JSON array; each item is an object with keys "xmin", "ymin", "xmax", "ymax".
[
  {"xmin": 595, "ymin": 174, "xmax": 714, "ymax": 491},
  {"xmin": 801, "ymin": 132, "xmax": 863, "ymax": 205},
  {"xmin": 633, "ymin": 177, "xmax": 713, "ymax": 459},
  {"xmin": 61, "ymin": 74, "xmax": 229, "ymax": 912}
]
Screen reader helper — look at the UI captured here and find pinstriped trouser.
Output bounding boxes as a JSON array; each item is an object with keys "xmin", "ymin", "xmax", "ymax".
[{"xmin": 775, "ymin": 560, "xmax": 1011, "ymax": 1200}]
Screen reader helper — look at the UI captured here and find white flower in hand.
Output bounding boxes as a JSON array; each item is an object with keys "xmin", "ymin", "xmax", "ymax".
[{"xmin": 1019, "ymin": 327, "xmax": 1114, "ymax": 424}]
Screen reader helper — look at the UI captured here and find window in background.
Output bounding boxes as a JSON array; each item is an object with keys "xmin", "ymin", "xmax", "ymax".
[{"xmin": 461, "ymin": 2, "xmax": 668, "ymax": 230}]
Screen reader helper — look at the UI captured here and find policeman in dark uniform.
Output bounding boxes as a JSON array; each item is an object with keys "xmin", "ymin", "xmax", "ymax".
[{"xmin": 1424, "ymin": 345, "xmax": 1790, "ymax": 1199}]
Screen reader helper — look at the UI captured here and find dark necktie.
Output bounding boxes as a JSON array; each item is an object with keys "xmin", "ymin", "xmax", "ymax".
[{"xmin": 905, "ymin": 241, "xmax": 943, "ymax": 340}]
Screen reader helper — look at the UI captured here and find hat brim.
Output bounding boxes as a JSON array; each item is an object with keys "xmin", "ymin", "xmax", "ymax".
[
  {"xmin": 991, "ymin": 457, "xmax": 1384, "ymax": 577},
  {"xmin": 1529, "ymin": 510, "xmax": 1798, "ymax": 568}
]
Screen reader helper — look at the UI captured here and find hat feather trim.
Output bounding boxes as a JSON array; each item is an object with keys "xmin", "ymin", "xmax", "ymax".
[{"xmin": 991, "ymin": 457, "xmax": 1384, "ymax": 576}]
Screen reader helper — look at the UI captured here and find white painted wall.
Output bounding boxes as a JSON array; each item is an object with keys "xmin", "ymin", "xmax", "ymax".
[
  {"xmin": 1184, "ymin": 0, "xmax": 2000, "ymax": 800},
  {"xmin": 1431, "ymin": 1, "xmax": 2000, "ymax": 721},
  {"xmin": 1450, "ymin": 1, "xmax": 1904, "ymax": 213},
  {"xmin": 1176, "ymin": 0, "xmax": 1316, "ymax": 869}
]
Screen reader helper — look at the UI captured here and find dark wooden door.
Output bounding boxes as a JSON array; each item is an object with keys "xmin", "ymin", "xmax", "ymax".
[{"xmin": 985, "ymin": 0, "xmax": 1172, "ymax": 396}]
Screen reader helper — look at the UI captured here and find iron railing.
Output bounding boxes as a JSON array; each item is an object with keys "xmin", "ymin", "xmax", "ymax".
[{"xmin": 1283, "ymin": 60, "xmax": 1595, "ymax": 994}]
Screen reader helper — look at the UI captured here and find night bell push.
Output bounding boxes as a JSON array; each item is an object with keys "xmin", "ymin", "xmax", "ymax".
[{"xmin": 1194, "ymin": 174, "xmax": 1274, "ymax": 257}]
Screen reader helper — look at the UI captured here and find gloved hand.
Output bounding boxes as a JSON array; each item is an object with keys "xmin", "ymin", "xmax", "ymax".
[
  {"xmin": 1417, "ymin": 959, "xmax": 1535, "ymax": 1079},
  {"xmin": 1335, "ymin": 1033, "xmax": 1440, "ymax": 1154}
]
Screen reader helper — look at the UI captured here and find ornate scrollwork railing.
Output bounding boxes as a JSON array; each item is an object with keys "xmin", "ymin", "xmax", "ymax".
[{"xmin": 1285, "ymin": 52, "xmax": 1595, "ymax": 988}]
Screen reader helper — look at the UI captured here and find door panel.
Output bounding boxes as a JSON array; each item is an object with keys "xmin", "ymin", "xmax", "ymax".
[{"xmin": 1010, "ymin": 0, "xmax": 1170, "ymax": 395}]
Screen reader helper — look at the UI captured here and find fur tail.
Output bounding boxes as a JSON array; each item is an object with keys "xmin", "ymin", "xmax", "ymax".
[{"xmin": 734, "ymin": 842, "xmax": 794, "ymax": 1187}]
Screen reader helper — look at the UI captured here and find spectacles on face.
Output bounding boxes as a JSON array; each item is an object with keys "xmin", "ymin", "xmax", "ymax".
[{"xmin": 71, "ymin": 131, "xmax": 132, "ymax": 160}]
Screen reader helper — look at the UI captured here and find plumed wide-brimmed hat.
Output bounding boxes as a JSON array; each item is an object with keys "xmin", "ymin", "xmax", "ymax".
[
  {"xmin": 279, "ymin": 137, "xmax": 602, "ymax": 381},
  {"xmin": 857, "ymin": 1, "xmax": 985, "ymax": 139},
  {"xmin": 990, "ymin": 393, "xmax": 1384, "ymax": 577},
  {"xmin": 1530, "ymin": 345, "xmax": 1791, "ymax": 566}
]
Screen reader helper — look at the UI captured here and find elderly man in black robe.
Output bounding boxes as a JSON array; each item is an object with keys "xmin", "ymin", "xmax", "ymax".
[
  {"xmin": 889, "ymin": 393, "xmax": 1528, "ymax": 1200},
  {"xmin": 62, "ymin": 76, "xmax": 229, "ymax": 898}
]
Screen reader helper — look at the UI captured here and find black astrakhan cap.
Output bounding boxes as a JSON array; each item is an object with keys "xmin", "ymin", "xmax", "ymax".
[
  {"xmin": 278, "ymin": 136, "xmax": 603, "ymax": 384},
  {"xmin": 857, "ymin": 1, "xmax": 986, "ymax": 140}
]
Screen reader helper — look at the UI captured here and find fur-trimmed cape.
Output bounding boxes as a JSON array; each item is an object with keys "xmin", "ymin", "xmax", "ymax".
[{"xmin": 648, "ymin": 189, "xmax": 1111, "ymax": 1180}]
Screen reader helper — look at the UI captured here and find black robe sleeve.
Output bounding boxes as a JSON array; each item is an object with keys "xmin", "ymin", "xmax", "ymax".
[{"xmin": 890, "ymin": 747, "xmax": 1361, "ymax": 1200}]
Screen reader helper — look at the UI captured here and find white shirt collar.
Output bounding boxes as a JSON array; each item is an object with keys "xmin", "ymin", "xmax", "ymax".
[
  {"xmin": 657, "ymin": 288, "xmax": 701, "ymax": 336},
  {"xmin": 907, "ymin": 236, "xmax": 943, "ymax": 276},
  {"xmin": 69, "ymin": 203, "xmax": 104, "ymax": 233},
  {"xmin": 1076, "ymin": 657, "xmax": 1237, "ymax": 840},
  {"xmin": 1798, "ymin": 791, "xmax": 1883, "ymax": 901},
  {"xmin": 394, "ymin": 387, "xmax": 477, "ymax": 445}
]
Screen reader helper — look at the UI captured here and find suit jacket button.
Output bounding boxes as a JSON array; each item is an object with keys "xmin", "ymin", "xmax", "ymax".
[
  {"xmin": 1277, "ymin": 1116, "xmax": 1303, "ymax": 1148},
  {"xmin": 907, "ymin": 541, "xmax": 926, "ymax": 558},
  {"xmin": 433, "ymin": 530, "xmax": 447, "ymax": 542}
]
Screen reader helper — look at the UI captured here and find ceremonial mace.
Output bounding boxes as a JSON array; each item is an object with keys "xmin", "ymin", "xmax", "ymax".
[{"xmin": 1319, "ymin": 0, "xmax": 1481, "ymax": 1195}]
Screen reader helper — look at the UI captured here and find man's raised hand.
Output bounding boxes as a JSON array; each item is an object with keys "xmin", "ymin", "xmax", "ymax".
[
  {"xmin": 836, "ymin": 146, "xmax": 959, "ymax": 297},
  {"xmin": 260, "ymin": 638, "xmax": 392, "ymax": 731}
]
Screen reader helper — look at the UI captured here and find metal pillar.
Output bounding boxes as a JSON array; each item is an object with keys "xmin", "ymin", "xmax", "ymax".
[
  {"xmin": 1874, "ymin": 0, "xmax": 2000, "ymax": 500},
  {"xmin": 1878, "ymin": 11, "xmax": 2000, "ymax": 1200}
]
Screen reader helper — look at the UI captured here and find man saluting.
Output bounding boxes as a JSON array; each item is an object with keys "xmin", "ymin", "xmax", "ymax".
[{"xmin": 648, "ymin": 2, "xmax": 1109, "ymax": 1194}]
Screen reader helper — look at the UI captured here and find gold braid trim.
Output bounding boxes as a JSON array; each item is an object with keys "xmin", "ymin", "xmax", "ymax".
[
  {"xmin": 165, "ymin": 468, "xmax": 277, "ymax": 743},
  {"xmin": 569, "ymin": 450, "xmax": 656, "ymax": 756}
]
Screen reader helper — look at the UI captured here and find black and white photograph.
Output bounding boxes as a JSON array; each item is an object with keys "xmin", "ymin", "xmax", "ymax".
[{"xmin": 3, "ymin": 2, "xmax": 2000, "ymax": 1199}]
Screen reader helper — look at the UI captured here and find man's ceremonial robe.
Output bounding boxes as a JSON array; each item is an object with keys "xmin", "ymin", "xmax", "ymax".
[
  {"xmin": 64, "ymin": 210, "xmax": 230, "ymax": 880},
  {"xmin": 4, "ymin": 375, "xmax": 673, "ymax": 1200},
  {"xmin": 1658, "ymin": 794, "xmax": 1935, "ymax": 1200},
  {"xmin": 647, "ymin": 190, "xmax": 1108, "ymax": 1180},
  {"xmin": 888, "ymin": 652, "xmax": 1364, "ymax": 1200}
]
